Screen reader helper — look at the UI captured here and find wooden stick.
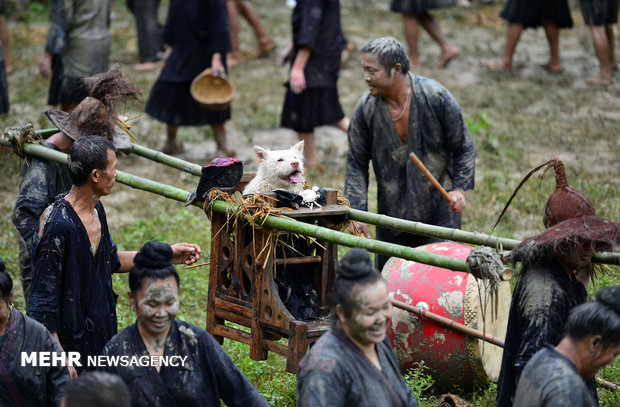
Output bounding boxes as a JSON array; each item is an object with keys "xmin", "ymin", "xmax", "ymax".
[
  {"xmin": 392, "ymin": 298, "xmax": 505, "ymax": 348},
  {"xmin": 409, "ymin": 152, "xmax": 452, "ymax": 203}
]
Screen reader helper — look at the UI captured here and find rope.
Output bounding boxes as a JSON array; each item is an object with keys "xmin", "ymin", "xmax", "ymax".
[{"xmin": 3, "ymin": 124, "xmax": 38, "ymax": 159}]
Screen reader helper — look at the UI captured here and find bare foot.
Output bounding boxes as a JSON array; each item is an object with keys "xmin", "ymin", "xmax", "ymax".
[
  {"xmin": 134, "ymin": 60, "xmax": 164, "ymax": 71},
  {"xmin": 227, "ymin": 51, "xmax": 244, "ymax": 67},
  {"xmin": 409, "ymin": 56, "xmax": 423, "ymax": 70},
  {"xmin": 483, "ymin": 60, "xmax": 511, "ymax": 73},
  {"xmin": 246, "ymin": 38, "xmax": 276, "ymax": 59},
  {"xmin": 539, "ymin": 62, "xmax": 563, "ymax": 73},
  {"xmin": 585, "ymin": 75, "xmax": 613, "ymax": 85},
  {"xmin": 159, "ymin": 142, "xmax": 184, "ymax": 155},
  {"xmin": 438, "ymin": 47, "xmax": 460, "ymax": 68}
]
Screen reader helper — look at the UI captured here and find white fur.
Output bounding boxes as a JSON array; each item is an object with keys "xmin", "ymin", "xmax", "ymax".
[{"xmin": 243, "ymin": 141, "xmax": 307, "ymax": 194}]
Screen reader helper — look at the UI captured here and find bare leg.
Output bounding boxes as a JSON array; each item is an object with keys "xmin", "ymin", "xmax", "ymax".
[
  {"xmin": 0, "ymin": 16, "xmax": 11, "ymax": 73},
  {"xmin": 160, "ymin": 125, "xmax": 184, "ymax": 154},
  {"xmin": 213, "ymin": 123, "xmax": 235, "ymax": 156},
  {"xmin": 298, "ymin": 132, "xmax": 318, "ymax": 168},
  {"xmin": 586, "ymin": 25, "xmax": 613, "ymax": 84},
  {"xmin": 226, "ymin": 1, "xmax": 244, "ymax": 66},
  {"xmin": 486, "ymin": 23, "xmax": 522, "ymax": 72},
  {"xmin": 333, "ymin": 117, "xmax": 350, "ymax": 133},
  {"xmin": 541, "ymin": 20, "xmax": 562, "ymax": 72},
  {"xmin": 402, "ymin": 13, "xmax": 423, "ymax": 69},
  {"xmin": 605, "ymin": 24, "xmax": 617, "ymax": 70},
  {"xmin": 417, "ymin": 13, "xmax": 459, "ymax": 68},
  {"xmin": 237, "ymin": 1, "xmax": 275, "ymax": 56}
]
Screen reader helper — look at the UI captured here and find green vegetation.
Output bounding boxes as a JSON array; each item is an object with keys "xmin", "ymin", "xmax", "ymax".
[{"xmin": 0, "ymin": 1, "xmax": 618, "ymax": 405}]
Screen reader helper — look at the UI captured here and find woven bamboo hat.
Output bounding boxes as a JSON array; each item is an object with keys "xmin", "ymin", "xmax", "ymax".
[{"xmin": 190, "ymin": 68, "xmax": 234, "ymax": 111}]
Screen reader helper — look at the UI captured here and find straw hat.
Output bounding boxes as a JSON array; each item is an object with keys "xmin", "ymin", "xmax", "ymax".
[
  {"xmin": 46, "ymin": 97, "xmax": 133, "ymax": 151},
  {"xmin": 190, "ymin": 68, "xmax": 234, "ymax": 111}
]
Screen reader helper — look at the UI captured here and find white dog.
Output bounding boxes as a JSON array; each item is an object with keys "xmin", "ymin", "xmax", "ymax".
[
  {"xmin": 243, "ymin": 141, "xmax": 306, "ymax": 194},
  {"xmin": 243, "ymin": 141, "xmax": 321, "ymax": 207}
]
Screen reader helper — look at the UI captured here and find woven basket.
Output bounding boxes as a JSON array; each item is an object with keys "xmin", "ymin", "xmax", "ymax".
[{"xmin": 190, "ymin": 68, "xmax": 234, "ymax": 111}]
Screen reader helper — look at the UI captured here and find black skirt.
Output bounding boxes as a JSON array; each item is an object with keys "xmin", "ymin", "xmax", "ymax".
[
  {"xmin": 0, "ymin": 60, "xmax": 8, "ymax": 114},
  {"xmin": 580, "ymin": 0, "xmax": 619, "ymax": 26},
  {"xmin": 280, "ymin": 86, "xmax": 345, "ymax": 133},
  {"xmin": 390, "ymin": 0, "xmax": 456, "ymax": 14},
  {"xmin": 500, "ymin": 0, "xmax": 574, "ymax": 29},
  {"xmin": 145, "ymin": 80, "xmax": 230, "ymax": 126}
]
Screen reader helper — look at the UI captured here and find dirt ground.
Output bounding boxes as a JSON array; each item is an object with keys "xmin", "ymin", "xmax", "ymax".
[{"xmin": 0, "ymin": 1, "xmax": 618, "ymax": 404}]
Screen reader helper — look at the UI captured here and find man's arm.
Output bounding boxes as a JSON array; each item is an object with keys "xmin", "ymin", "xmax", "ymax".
[
  {"xmin": 436, "ymin": 87, "xmax": 476, "ymax": 194},
  {"xmin": 116, "ymin": 243, "xmax": 202, "ymax": 273}
]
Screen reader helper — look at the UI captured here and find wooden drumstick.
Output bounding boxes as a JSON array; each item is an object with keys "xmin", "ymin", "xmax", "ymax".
[{"xmin": 409, "ymin": 152, "xmax": 452, "ymax": 203}]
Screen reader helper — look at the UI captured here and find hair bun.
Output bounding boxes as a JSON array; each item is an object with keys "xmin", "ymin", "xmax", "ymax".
[
  {"xmin": 134, "ymin": 241, "xmax": 173, "ymax": 270},
  {"xmin": 596, "ymin": 286, "xmax": 620, "ymax": 316},
  {"xmin": 337, "ymin": 248, "xmax": 374, "ymax": 280}
]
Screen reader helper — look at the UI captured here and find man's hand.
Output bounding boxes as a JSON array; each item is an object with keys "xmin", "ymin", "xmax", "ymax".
[
  {"xmin": 448, "ymin": 190, "xmax": 467, "ymax": 213},
  {"xmin": 39, "ymin": 51, "xmax": 52, "ymax": 78},
  {"xmin": 348, "ymin": 221, "xmax": 369, "ymax": 238},
  {"xmin": 171, "ymin": 243, "xmax": 202, "ymax": 265}
]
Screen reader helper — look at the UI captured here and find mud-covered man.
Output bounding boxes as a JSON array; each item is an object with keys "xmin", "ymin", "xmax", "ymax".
[
  {"xmin": 12, "ymin": 67, "xmax": 139, "ymax": 303},
  {"xmin": 27, "ymin": 137, "xmax": 201, "ymax": 378},
  {"xmin": 513, "ymin": 286, "xmax": 620, "ymax": 407},
  {"xmin": 344, "ymin": 37, "xmax": 475, "ymax": 270}
]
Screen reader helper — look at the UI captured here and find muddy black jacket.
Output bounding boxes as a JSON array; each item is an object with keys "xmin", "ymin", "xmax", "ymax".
[
  {"xmin": 496, "ymin": 259, "xmax": 597, "ymax": 406},
  {"xmin": 513, "ymin": 346, "xmax": 597, "ymax": 407},
  {"xmin": 101, "ymin": 321, "xmax": 269, "ymax": 407},
  {"xmin": 0, "ymin": 308, "xmax": 69, "ymax": 406},
  {"xmin": 297, "ymin": 326, "xmax": 418, "ymax": 407},
  {"xmin": 12, "ymin": 142, "xmax": 72, "ymax": 300}
]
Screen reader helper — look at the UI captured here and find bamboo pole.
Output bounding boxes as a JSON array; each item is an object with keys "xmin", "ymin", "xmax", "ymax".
[
  {"xmin": 391, "ymin": 299, "xmax": 505, "ymax": 347},
  {"xmin": 2, "ymin": 138, "xmax": 619, "ymax": 265}
]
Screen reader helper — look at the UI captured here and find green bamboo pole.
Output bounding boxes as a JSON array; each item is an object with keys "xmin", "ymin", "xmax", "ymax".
[
  {"xmin": 2, "ymin": 139, "xmax": 619, "ymax": 265},
  {"xmin": 33, "ymin": 127, "xmax": 205, "ymax": 176},
  {"xmin": 349, "ymin": 208, "xmax": 521, "ymax": 249}
]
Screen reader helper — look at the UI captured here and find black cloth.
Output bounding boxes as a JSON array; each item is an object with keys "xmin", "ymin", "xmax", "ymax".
[
  {"xmin": 580, "ymin": 0, "xmax": 619, "ymax": 26},
  {"xmin": 145, "ymin": 0, "xmax": 231, "ymax": 126},
  {"xmin": 496, "ymin": 259, "xmax": 598, "ymax": 406},
  {"xmin": 0, "ymin": 308, "xmax": 70, "ymax": 407},
  {"xmin": 513, "ymin": 346, "xmax": 597, "ymax": 407},
  {"xmin": 500, "ymin": 0, "xmax": 574, "ymax": 29},
  {"xmin": 145, "ymin": 80, "xmax": 230, "ymax": 126},
  {"xmin": 47, "ymin": 53, "xmax": 64, "ymax": 106},
  {"xmin": 390, "ymin": 0, "xmax": 456, "ymax": 14},
  {"xmin": 126, "ymin": 0, "xmax": 163, "ymax": 63},
  {"xmin": 0, "ymin": 60, "xmax": 8, "ymax": 114},
  {"xmin": 12, "ymin": 142, "xmax": 72, "ymax": 301},
  {"xmin": 28, "ymin": 198, "xmax": 121, "ymax": 363},
  {"xmin": 100, "ymin": 321, "xmax": 269, "ymax": 407},
  {"xmin": 280, "ymin": 0, "xmax": 346, "ymax": 132},
  {"xmin": 297, "ymin": 326, "xmax": 418, "ymax": 407},
  {"xmin": 344, "ymin": 73, "xmax": 475, "ymax": 270}
]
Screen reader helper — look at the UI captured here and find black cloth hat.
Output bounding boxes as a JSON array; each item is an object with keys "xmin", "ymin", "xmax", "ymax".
[{"xmin": 185, "ymin": 157, "xmax": 243, "ymax": 206}]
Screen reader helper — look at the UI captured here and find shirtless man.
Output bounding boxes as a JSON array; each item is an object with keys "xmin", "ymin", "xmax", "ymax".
[{"xmin": 27, "ymin": 136, "xmax": 201, "ymax": 378}]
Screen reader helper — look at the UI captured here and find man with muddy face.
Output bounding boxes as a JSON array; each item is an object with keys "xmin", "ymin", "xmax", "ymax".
[
  {"xmin": 101, "ymin": 241, "xmax": 268, "ymax": 407},
  {"xmin": 28, "ymin": 137, "xmax": 201, "ymax": 378},
  {"xmin": 297, "ymin": 248, "xmax": 418, "ymax": 407},
  {"xmin": 513, "ymin": 286, "xmax": 620, "ymax": 407},
  {"xmin": 345, "ymin": 36, "xmax": 475, "ymax": 271}
]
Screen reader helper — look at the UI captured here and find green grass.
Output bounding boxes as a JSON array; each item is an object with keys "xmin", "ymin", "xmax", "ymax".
[{"xmin": 0, "ymin": 1, "xmax": 618, "ymax": 405}]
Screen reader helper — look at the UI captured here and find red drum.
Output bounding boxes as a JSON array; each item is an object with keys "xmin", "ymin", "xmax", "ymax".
[{"xmin": 383, "ymin": 242, "xmax": 510, "ymax": 391}]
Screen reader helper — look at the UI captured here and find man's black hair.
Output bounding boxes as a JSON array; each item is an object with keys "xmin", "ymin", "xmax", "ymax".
[
  {"xmin": 565, "ymin": 291, "xmax": 620, "ymax": 348},
  {"xmin": 62, "ymin": 371, "xmax": 130, "ymax": 407},
  {"xmin": 68, "ymin": 136, "xmax": 117, "ymax": 186}
]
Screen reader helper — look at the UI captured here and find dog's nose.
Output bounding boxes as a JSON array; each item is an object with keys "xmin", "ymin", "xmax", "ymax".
[{"xmin": 291, "ymin": 161, "xmax": 299, "ymax": 169}]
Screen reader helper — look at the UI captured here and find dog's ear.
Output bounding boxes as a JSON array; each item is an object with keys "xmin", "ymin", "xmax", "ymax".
[
  {"xmin": 292, "ymin": 140, "xmax": 304, "ymax": 156},
  {"xmin": 253, "ymin": 146, "xmax": 268, "ymax": 163}
]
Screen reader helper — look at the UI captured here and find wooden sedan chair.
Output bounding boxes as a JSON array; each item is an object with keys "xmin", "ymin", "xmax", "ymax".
[{"xmin": 206, "ymin": 183, "xmax": 347, "ymax": 372}]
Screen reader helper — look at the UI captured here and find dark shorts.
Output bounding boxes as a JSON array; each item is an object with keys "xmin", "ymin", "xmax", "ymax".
[
  {"xmin": 280, "ymin": 86, "xmax": 345, "ymax": 133},
  {"xmin": 501, "ymin": 0, "xmax": 574, "ymax": 29},
  {"xmin": 580, "ymin": 0, "xmax": 619, "ymax": 26}
]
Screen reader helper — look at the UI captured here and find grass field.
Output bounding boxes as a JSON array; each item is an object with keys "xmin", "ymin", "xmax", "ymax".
[{"xmin": 0, "ymin": 1, "xmax": 618, "ymax": 405}]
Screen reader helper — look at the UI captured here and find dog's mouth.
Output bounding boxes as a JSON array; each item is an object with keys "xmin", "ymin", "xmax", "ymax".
[{"xmin": 280, "ymin": 170, "xmax": 302, "ymax": 184}]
